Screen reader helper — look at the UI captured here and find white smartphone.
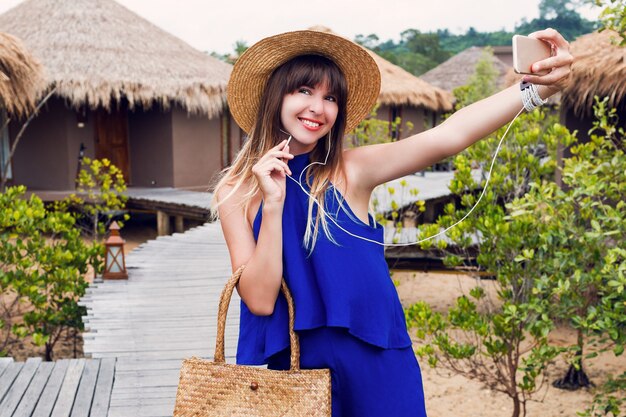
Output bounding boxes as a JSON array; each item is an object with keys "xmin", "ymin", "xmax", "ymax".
[{"xmin": 512, "ymin": 35, "xmax": 552, "ymax": 75}]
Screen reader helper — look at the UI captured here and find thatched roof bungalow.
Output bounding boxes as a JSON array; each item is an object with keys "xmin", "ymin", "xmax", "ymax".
[
  {"xmin": 0, "ymin": 32, "xmax": 45, "ymax": 117},
  {"xmin": 0, "ymin": 0, "xmax": 237, "ymax": 191},
  {"xmin": 562, "ymin": 30, "xmax": 625, "ymax": 118},
  {"xmin": 1, "ymin": 31, "xmax": 46, "ymax": 183},
  {"xmin": 421, "ymin": 46, "xmax": 511, "ymax": 94},
  {"xmin": 309, "ymin": 26, "xmax": 453, "ymax": 140}
]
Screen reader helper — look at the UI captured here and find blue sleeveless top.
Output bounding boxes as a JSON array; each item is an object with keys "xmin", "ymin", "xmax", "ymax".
[{"xmin": 236, "ymin": 152, "xmax": 412, "ymax": 365}]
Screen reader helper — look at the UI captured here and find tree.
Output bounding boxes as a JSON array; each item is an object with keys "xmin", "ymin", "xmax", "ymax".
[
  {"xmin": 354, "ymin": 33, "xmax": 380, "ymax": 50},
  {"xmin": 438, "ymin": 28, "xmax": 514, "ymax": 54},
  {"xmin": 539, "ymin": 0, "xmax": 585, "ymax": 19},
  {"xmin": 400, "ymin": 29, "xmax": 451, "ymax": 64},
  {"xmin": 589, "ymin": 0, "xmax": 626, "ymax": 45},
  {"xmin": 346, "ymin": 104, "xmax": 413, "ymax": 148},
  {"xmin": 514, "ymin": 0, "xmax": 596, "ymax": 41},
  {"xmin": 408, "ymin": 108, "xmax": 566, "ymax": 417},
  {"xmin": 210, "ymin": 40, "xmax": 249, "ymax": 65},
  {"xmin": 353, "ymin": 30, "xmax": 452, "ymax": 76},
  {"xmin": 407, "ymin": 97, "xmax": 625, "ymax": 416},
  {"xmin": 53, "ymin": 157, "xmax": 129, "ymax": 240},
  {"xmin": 513, "ymin": 98, "xmax": 625, "ymax": 414},
  {"xmin": 452, "ymin": 47, "xmax": 500, "ymax": 110},
  {"xmin": 0, "ymin": 186, "xmax": 103, "ymax": 360},
  {"xmin": 1, "ymin": 158, "xmax": 128, "ymax": 360},
  {"xmin": 402, "ymin": 49, "xmax": 572, "ymax": 417},
  {"xmin": 377, "ymin": 49, "xmax": 439, "ymax": 77}
]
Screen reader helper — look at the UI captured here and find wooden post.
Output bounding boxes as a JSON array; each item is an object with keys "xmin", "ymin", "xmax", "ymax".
[
  {"xmin": 175, "ymin": 216, "xmax": 184, "ymax": 233},
  {"xmin": 157, "ymin": 211, "xmax": 170, "ymax": 236},
  {"xmin": 424, "ymin": 201, "xmax": 436, "ymax": 224}
]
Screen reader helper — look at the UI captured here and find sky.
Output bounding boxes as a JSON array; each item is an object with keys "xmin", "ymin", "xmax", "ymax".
[{"xmin": 0, "ymin": 0, "xmax": 601, "ymax": 54}]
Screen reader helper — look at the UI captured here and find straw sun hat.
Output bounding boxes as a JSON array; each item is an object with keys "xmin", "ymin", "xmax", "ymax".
[{"xmin": 227, "ymin": 30, "xmax": 381, "ymax": 134}]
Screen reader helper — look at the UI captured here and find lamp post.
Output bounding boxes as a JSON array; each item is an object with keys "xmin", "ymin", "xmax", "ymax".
[{"xmin": 103, "ymin": 221, "xmax": 128, "ymax": 279}]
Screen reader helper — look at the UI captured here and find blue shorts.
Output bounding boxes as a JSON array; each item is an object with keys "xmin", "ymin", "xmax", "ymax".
[{"xmin": 267, "ymin": 327, "xmax": 428, "ymax": 417}]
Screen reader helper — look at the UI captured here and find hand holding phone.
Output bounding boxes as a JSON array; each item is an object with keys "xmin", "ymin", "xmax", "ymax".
[{"xmin": 513, "ymin": 35, "xmax": 553, "ymax": 75}]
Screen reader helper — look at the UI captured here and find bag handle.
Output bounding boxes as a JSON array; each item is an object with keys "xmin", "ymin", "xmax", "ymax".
[{"xmin": 214, "ymin": 265, "xmax": 301, "ymax": 371}]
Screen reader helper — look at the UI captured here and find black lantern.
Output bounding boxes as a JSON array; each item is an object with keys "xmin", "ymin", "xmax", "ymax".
[{"xmin": 103, "ymin": 221, "xmax": 128, "ymax": 279}]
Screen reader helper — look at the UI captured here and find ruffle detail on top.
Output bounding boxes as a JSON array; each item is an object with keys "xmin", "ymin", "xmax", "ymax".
[{"xmin": 236, "ymin": 152, "xmax": 411, "ymax": 365}]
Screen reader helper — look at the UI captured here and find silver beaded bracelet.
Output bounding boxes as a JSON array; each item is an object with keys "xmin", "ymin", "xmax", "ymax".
[{"xmin": 520, "ymin": 81, "xmax": 548, "ymax": 111}]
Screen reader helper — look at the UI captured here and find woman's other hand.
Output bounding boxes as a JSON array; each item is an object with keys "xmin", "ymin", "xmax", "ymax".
[
  {"xmin": 251, "ymin": 140, "xmax": 293, "ymax": 206},
  {"xmin": 523, "ymin": 28, "xmax": 574, "ymax": 94}
]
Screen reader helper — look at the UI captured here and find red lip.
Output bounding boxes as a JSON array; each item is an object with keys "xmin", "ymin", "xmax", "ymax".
[
  {"xmin": 298, "ymin": 117, "xmax": 324, "ymax": 125},
  {"xmin": 298, "ymin": 117, "xmax": 324, "ymax": 132}
]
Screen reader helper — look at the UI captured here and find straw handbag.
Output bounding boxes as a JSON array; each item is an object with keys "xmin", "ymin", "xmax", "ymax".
[{"xmin": 173, "ymin": 265, "xmax": 332, "ymax": 416}]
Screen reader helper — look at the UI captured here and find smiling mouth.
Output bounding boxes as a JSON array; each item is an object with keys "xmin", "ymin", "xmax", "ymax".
[{"xmin": 298, "ymin": 117, "xmax": 323, "ymax": 129}]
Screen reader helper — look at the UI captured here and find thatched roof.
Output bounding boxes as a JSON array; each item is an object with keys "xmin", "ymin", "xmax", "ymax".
[
  {"xmin": 309, "ymin": 26, "xmax": 453, "ymax": 112},
  {"xmin": 562, "ymin": 30, "xmax": 626, "ymax": 117},
  {"xmin": 421, "ymin": 46, "xmax": 511, "ymax": 93},
  {"xmin": 0, "ymin": 0, "xmax": 232, "ymax": 117},
  {"xmin": 0, "ymin": 32, "xmax": 46, "ymax": 117}
]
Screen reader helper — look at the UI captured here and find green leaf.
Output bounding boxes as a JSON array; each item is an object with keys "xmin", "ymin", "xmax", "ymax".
[{"xmin": 32, "ymin": 332, "xmax": 49, "ymax": 346}]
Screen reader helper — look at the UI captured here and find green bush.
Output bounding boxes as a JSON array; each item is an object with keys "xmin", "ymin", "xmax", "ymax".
[
  {"xmin": 54, "ymin": 157, "xmax": 129, "ymax": 240},
  {"xmin": 0, "ymin": 186, "xmax": 103, "ymax": 360}
]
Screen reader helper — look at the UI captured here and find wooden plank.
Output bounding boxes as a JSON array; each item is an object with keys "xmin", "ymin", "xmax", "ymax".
[
  {"xmin": 69, "ymin": 359, "xmax": 100, "ymax": 417},
  {"xmin": 50, "ymin": 359, "xmax": 85, "ymax": 417},
  {"xmin": 176, "ymin": 216, "xmax": 184, "ymax": 233},
  {"xmin": 112, "ymin": 371, "xmax": 179, "ymax": 389},
  {"xmin": 89, "ymin": 358, "xmax": 115, "ymax": 417},
  {"xmin": 83, "ymin": 287, "xmax": 232, "ymax": 300},
  {"xmin": 80, "ymin": 301, "xmax": 232, "ymax": 311},
  {"xmin": 110, "ymin": 396, "xmax": 174, "ymax": 407},
  {"xmin": 83, "ymin": 340, "xmax": 237, "ymax": 351},
  {"xmin": 12, "ymin": 361, "xmax": 54, "ymax": 417},
  {"xmin": 83, "ymin": 337, "xmax": 238, "ymax": 352},
  {"xmin": 114, "ymin": 359, "xmax": 183, "ymax": 372},
  {"xmin": 109, "ymin": 403, "xmax": 175, "ymax": 417},
  {"xmin": 89, "ymin": 349, "xmax": 236, "ymax": 360},
  {"xmin": 156, "ymin": 211, "xmax": 170, "ymax": 236},
  {"xmin": 83, "ymin": 283, "xmax": 231, "ymax": 298},
  {"xmin": 110, "ymin": 386, "xmax": 175, "ymax": 400},
  {"xmin": 82, "ymin": 324, "xmax": 239, "ymax": 338},
  {"xmin": 0, "ymin": 362, "xmax": 23, "ymax": 404},
  {"xmin": 83, "ymin": 321, "xmax": 237, "ymax": 332},
  {"xmin": 0, "ymin": 357, "xmax": 41, "ymax": 417},
  {"xmin": 84, "ymin": 291, "xmax": 233, "ymax": 302},
  {"xmin": 32, "ymin": 359, "xmax": 70, "ymax": 417},
  {"xmin": 0, "ymin": 359, "xmax": 13, "ymax": 379},
  {"xmin": 111, "ymin": 385, "xmax": 176, "ymax": 395},
  {"xmin": 84, "ymin": 277, "xmax": 232, "ymax": 291}
]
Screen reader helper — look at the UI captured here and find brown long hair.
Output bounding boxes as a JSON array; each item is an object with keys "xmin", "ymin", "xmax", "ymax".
[{"xmin": 212, "ymin": 54, "xmax": 348, "ymax": 250}]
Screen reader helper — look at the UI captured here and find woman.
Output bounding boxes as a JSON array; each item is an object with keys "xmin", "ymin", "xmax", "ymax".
[{"xmin": 213, "ymin": 29, "xmax": 572, "ymax": 416}]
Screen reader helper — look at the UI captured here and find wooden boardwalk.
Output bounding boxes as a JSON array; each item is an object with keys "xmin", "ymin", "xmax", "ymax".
[
  {"xmin": 30, "ymin": 187, "xmax": 214, "ymax": 237},
  {"xmin": 0, "ymin": 357, "xmax": 115, "ymax": 417},
  {"xmin": 372, "ymin": 170, "xmax": 483, "ymax": 214},
  {"xmin": 79, "ymin": 222, "xmax": 238, "ymax": 417},
  {"xmin": 124, "ymin": 188, "xmax": 214, "ymax": 237},
  {"xmin": 124, "ymin": 188, "xmax": 212, "ymax": 221}
]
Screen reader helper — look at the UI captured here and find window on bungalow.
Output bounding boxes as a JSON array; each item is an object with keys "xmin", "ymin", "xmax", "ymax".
[{"xmin": 0, "ymin": 110, "xmax": 12, "ymax": 180}]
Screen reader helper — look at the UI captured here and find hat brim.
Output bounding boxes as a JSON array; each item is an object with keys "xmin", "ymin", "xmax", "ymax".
[{"xmin": 227, "ymin": 30, "xmax": 381, "ymax": 134}]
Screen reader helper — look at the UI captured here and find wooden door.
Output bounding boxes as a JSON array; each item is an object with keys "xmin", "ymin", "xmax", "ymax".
[{"xmin": 95, "ymin": 106, "xmax": 131, "ymax": 184}]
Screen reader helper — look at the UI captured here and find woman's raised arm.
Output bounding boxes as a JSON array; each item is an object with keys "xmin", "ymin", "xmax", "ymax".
[{"xmin": 345, "ymin": 28, "xmax": 573, "ymax": 191}]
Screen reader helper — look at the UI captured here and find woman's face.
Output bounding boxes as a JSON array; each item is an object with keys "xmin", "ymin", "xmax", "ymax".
[{"xmin": 280, "ymin": 81, "xmax": 338, "ymax": 154}]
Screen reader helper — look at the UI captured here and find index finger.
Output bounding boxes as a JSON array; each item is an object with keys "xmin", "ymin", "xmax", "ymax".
[
  {"xmin": 528, "ymin": 28, "xmax": 569, "ymax": 49},
  {"xmin": 273, "ymin": 139, "xmax": 289, "ymax": 150}
]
